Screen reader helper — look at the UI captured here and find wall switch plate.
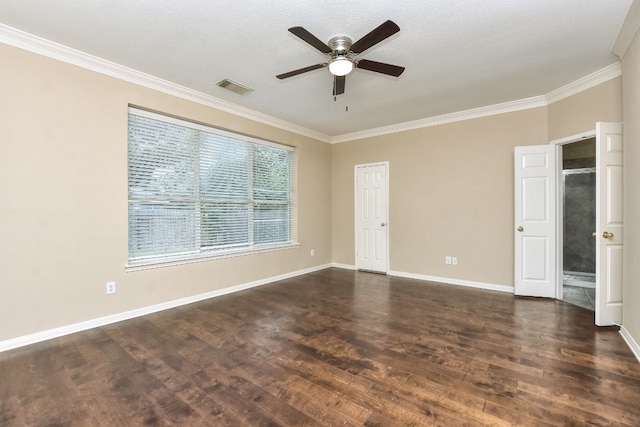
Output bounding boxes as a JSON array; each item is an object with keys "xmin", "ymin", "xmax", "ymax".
[
  {"xmin": 310, "ymin": 249, "xmax": 315, "ymax": 256},
  {"xmin": 445, "ymin": 256, "xmax": 452, "ymax": 265},
  {"xmin": 106, "ymin": 281, "xmax": 116, "ymax": 295},
  {"xmin": 452, "ymin": 257, "xmax": 458, "ymax": 265}
]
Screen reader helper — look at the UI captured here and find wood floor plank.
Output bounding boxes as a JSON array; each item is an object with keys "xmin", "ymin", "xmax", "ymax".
[
  {"xmin": 517, "ymin": 380, "xmax": 640, "ymax": 426},
  {"xmin": 1, "ymin": 268, "xmax": 640, "ymax": 425}
]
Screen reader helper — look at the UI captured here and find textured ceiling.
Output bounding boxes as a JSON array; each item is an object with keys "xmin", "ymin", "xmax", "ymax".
[{"xmin": 0, "ymin": 0, "xmax": 632, "ymax": 138}]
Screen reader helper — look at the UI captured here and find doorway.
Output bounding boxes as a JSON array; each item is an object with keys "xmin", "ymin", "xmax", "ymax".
[
  {"xmin": 516, "ymin": 123, "xmax": 623, "ymax": 325},
  {"xmin": 561, "ymin": 138, "xmax": 596, "ymax": 311},
  {"xmin": 354, "ymin": 162, "xmax": 389, "ymax": 273}
]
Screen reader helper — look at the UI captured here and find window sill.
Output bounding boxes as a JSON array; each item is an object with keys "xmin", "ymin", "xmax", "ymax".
[{"xmin": 125, "ymin": 242, "xmax": 301, "ymax": 272}]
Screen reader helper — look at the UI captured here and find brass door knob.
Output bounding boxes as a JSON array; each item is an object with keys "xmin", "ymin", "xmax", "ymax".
[
  {"xmin": 602, "ymin": 231, "xmax": 614, "ymax": 239},
  {"xmin": 517, "ymin": 226, "xmax": 524, "ymax": 232},
  {"xmin": 381, "ymin": 222, "xmax": 386, "ymax": 227}
]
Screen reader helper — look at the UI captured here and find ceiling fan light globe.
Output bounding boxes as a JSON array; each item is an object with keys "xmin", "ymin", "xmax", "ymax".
[{"xmin": 328, "ymin": 58, "xmax": 353, "ymax": 76}]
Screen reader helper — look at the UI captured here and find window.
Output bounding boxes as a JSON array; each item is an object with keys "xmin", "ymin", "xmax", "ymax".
[{"xmin": 127, "ymin": 108, "xmax": 295, "ymax": 267}]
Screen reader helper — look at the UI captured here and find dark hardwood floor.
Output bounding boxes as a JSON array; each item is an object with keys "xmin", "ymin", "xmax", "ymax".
[{"xmin": 2, "ymin": 268, "xmax": 640, "ymax": 426}]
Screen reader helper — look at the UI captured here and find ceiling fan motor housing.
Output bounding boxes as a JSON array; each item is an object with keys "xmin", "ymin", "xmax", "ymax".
[{"xmin": 328, "ymin": 36, "xmax": 353, "ymax": 55}]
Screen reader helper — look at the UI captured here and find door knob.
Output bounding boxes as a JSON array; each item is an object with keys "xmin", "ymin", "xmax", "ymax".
[
  {"xmin": 517, "ymin": 226, "xmax": 524, "ymax": 232},
  {"xmin": 602, "ymin": 231, "xmax": 614, "ymax": 239},
  {"xmin": 381, "ymin": 222, "xmax": 386, "ymax": 227}
]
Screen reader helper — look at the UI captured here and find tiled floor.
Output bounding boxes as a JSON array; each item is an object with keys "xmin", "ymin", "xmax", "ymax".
[
  {"xmin": 563, "ymin": 284, "xmax": 596, "ymax": 311},
  {"xmin": 562, "ymin": 273, "xmax": 595, "ymax": 310}
]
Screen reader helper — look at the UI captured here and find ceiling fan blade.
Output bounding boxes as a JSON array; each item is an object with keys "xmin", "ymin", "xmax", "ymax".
[
  {"xmin": 288, "ymin": 27, "xmax": 332, "ymax": 54},
  {"xmin": 333, "ymin": 75, "xmax": 345, "ymax": 96},
  {"xmin": 350, "ymin": 20, "xmax": 400, "ymax": 54},
  {"xmin": 276, "ymin": 63, "xmax": 326, "ymax": 79},
  {"xmin": 356, "ymin": 59, "xmax": 405, "ymax": 77}
]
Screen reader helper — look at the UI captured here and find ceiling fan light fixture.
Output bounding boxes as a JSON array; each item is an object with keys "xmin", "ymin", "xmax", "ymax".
[{"xmin": 328, "ymin": 57, "xmax": 353, "ymax": 76}]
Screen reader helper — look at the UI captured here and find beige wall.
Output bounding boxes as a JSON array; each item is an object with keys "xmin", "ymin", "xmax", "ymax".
[
  {"xmin": 332, "ymin": 108, "xmax": 548, "ymax": 287},
  {"xmin": 332, "ymin": 79, "xmax": 623, "ymax": 289},
  {"xmin": 548, "ymin": 77, "xmax": 623, "ymax": 141},
  {"xmin": 0, "ymin": 43, "xmax": 332, "ymax": 342},
  {"xmin": 622, "ymin": 29, "xmax": 640, "ymax": 347}
]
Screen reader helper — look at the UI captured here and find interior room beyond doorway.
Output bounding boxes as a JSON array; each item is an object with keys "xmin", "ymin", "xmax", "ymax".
[{"xmin": 562, "ymin": 138, "xmax": 596, "ymax": 311}]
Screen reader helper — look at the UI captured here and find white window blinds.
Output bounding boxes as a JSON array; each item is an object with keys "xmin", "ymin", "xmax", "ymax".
[{"xmin": 128, "ymin": 108, "xmax": 293, "ymax": 264}]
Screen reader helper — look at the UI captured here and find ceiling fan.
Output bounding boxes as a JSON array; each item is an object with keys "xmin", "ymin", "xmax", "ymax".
[{"xmin": 276, "ymin": 20, "xmax": 405, "ymax": 96}]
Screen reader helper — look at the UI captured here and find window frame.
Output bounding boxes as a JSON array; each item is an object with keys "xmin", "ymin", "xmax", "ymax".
[{"xmin": 126, "ymin": 107, "xmax": 298, "ymax": 271}]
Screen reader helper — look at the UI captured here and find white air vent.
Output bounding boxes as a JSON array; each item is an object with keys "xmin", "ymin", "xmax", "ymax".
[{"xmin": 215, "ymin": 78, "xmax": 253, "ymax": 95}]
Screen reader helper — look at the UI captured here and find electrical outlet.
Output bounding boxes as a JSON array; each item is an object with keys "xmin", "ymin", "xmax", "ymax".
[
  {"xmin": 452, "ymin": 257, "xmax": 458, "ymax": 265},
  {"xmin": 445, "ymin": 256, "xmax": 452, "ymax": 265},
  {"xmin": 310, "ymin": 249, "xmax": 315, "ymax": 257},
  {"xmin": 106, "ymin": 281, "xmax": 116, "ymax": 295}
]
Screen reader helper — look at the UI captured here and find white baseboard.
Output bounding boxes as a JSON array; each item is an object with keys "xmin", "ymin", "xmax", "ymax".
[
  {"xmin": 329, "ymin": 264, "xmax": 513, "ymax": 293},
  {"xmin": 330, "ymin": 262, "xmax": 356, "ymax": 270},
  {"xmin": 0, "ymin": 263, "xmax": 332, "ymax": 353},
  {"xmin": 9, "ymin": 262, "xmax": 634, "ymax": 365},
  {"xmin": 388, "ymin": 270, "xmax": 514, "ymax": 293},
  {"xmin": 620, "ymin": 326, "xmax": 640, "ymax": 364},
  {"xmin": 331, "ymin": 262, "xmax": 513, "ymax": 294}
]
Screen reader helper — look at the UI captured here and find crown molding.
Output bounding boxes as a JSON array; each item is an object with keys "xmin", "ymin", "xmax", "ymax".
[
  {"xmin": 544, "ymin": 62, "xmax": 622, "ymax": 105},
  {"xmin": 611, "ymin": 0, "xmax": 640, "ymax": 59},
  {"xmin": 0, "ymin": 23, "xmax": 332, "ymax": 143},
  {"xmin": 331, "ymin": 96, "xmax": 547, "ymax": 143},
  {"xmin": 0, "ymin": 23, "xmax": 622, "ymax": 146},
  {"xmin": 331, "ymin": 63, "xmax": 621, "ymax": 143}
]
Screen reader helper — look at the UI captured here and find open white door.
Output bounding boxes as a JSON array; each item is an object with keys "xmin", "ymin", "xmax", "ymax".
[
  {"xmin": 514, "ymin": 145, "xmax": 558, "ymax": 297},
  {"xmin": 355, "ymin": 162, "xmax": 389, "ymax": 273},
  {"xmin": 595, "ymin": 122, "xmax": 623, "ymax": 326}
]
